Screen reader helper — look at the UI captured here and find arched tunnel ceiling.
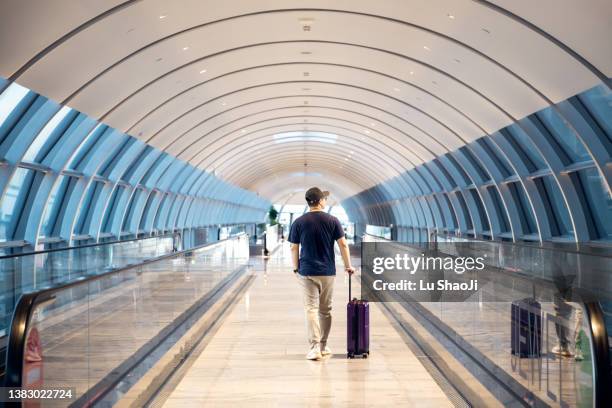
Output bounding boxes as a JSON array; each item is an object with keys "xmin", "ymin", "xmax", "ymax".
[{"xmin": 1, "ymin": 0, "xmax": 610, "ymax": 204}]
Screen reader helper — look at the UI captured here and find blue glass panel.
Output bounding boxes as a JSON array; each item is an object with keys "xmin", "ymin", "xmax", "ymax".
[
  {"xmin": 540, "ymin": 176, "xmax": 573, "ymax": 237},
  {"xmin": 486, "ymin": 186, "xmax": 509, "ymax": 232},
  {"xmin": 39, "ymin": 175, "xmax": 69, "ymax": 237},
  {"xmin": 68, "ymin": 124, "xmax": 106, "ymax": 169},
  {"xmin": 579, "ymin": 84, "xmax": 612, "ymax": 139},
  {"xmin": 469, "ymin": 189, "xmax": 490, "ymax": 231},
  {"xmin": 506, "ymin": 125, "xmax": 547, "ymax": 170},
  {"xmin": 577, "ymin": 167, "xmax": 612, "ymax": 240},
  {"xmin": 455, "ymin": 192, "xmax": 473, "ymax": 230},
  {"xmin": 0, "ymin": 167, "xmax": 32, "ymax": 241},
  {"xmin": 507, "ymin": 182, "xmax": 537, "ymax": 234},
  {"xmin": 0, "ymin": 82, "xmax": 29, "ymax": 128},
  {"xmin": 21, "ymin": 106, "xmax": 72, "ymax": 162},
  {"xmin": 537, "ymin": 109, "xmax": 590, "ymax": 163}
]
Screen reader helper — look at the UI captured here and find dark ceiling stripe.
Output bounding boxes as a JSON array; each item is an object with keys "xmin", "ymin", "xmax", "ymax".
[
  {"xmin": 473, "ymin": 0, "xmax": 610, "ymax": 88},
  {"xmin": 183, "ymin": 114, "xmax": 434, "ymax": 166},
  {"xmin": 198, "ymin": 124, "xmax": 417, "ymax": 171},
  {"xmin": 146, "ymin": 80, "xmax": 468, "ymax": 155},
  {"xmin": 205, "ymin": 129, "xmax": 409, "ymax": 179},
  {"xmin": 193, "ymin": 121, "xmax": 428, "ymax": 198},
  {"xmin": 225, "ymin": 152, "xmax": 378, "ymax": 188},
  {"xmin": 222, "ymin": 145, "xmax": 400, "ymax": 183},
  {"xmin": 117, "ymin": 61, "xmax": 489, "ymax": 137},
  {"xmin": 54, "ymin": 8, "xmax": 555, "ymax": 107},
  {"xmin": 174, "ymin": 103, "xmax": 444, "ymax": 160},
  {"xmin": 149, "ymin": 87, "xmax": 461, "ymax": 161},
  {"xmin": 8, "ymin": 0, "xmax": 143, "ymax": 81},
  {"xmin": 104, "ymin": 39, "xmax": 513, "ymax": 137}
]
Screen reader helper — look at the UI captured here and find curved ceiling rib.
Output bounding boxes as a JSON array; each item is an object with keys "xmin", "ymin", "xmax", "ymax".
[
  {"xmin": 117, "ymin": 61, "xmax": 493, "ymax": 136},
  {"xmin": 182, "ymin": 115, "xmax": 434, "ymax": 165},
  {"xmin": 196, "ymin": 125, "xmax": 418, "ymax": 171},
  {"xmin": 473, "ymin": 0, "xmax": 610, "ymax": 85},
  {"xmin": 1, "ymin": 1, "xmax": 608, "ymax": 205},
  {"xmin": 139, "ymin": 81, "xmax": 486, "ymax": 149},
  {"xmin": 150, "ymin": 86, "xmax": 466, "ymax": 157},
  {"xmin": 211, "ymin": 139, "xmax": 409, "ymax": 182},
  {"xmin": 97, "ymin": 39, "xmax": 525, "ymax": 139},
  {"xmin": 52, "ymin": 9, "xmax": 584, "ymax": 109},
  {"xmin": 6, "ymin": 3, "xmax": 605, "ymax": 93},
  {"xmin": 194, "ymin": 110, "xmax": 444, "ymax": 165},
  {"xmin": 227, "ymin": 155, "xmax": 379, "ymax": 189},
  {"xmin": 140, "ymin": 74, "xmax": 499, "ymax": 146},
  {"xmin": 178, "ymin": 106, "xmax": 445, "ymax": 159},
  {"xmin": 5, "ymin": 0, "xmax": 141, "ymax": 81}
]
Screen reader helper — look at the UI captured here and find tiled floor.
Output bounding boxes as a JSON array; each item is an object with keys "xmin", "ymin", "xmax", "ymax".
[{"xmin": 163, "ymin": 244, "xmax": 452, "ymax": 407}]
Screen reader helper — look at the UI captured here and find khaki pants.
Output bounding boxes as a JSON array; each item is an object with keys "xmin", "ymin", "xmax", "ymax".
[{"xmin": 297, "ymin": 275, "xmax": 335, "ymax": 350}]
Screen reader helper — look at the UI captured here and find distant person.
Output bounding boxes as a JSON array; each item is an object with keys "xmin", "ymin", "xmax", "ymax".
[{"xmin": 289, "ymin": 187, "xmax": 355, "ymax": 360}]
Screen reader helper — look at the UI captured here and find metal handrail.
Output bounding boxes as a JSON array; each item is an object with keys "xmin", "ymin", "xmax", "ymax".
[
  {"xmin": 0, "ymin": 232, "xmax": 177, "ymax": 260},
  {"xmin": 0, "ymin": 222, "xmax": 254, "ymax": 260},
  {"xmin": 3, "ymin": 233, "xmax": 247, "ymax": 391}
]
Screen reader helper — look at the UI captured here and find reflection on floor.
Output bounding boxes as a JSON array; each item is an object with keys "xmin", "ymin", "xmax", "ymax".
[{"xmin": 163, "ymin": 243, "xmax": 452, "ymax": 407}]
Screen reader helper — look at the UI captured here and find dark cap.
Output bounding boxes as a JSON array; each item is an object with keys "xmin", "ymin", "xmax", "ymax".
[{"xmin": 305, "ymin": 187, "xmax": 329, "ymax": 205}]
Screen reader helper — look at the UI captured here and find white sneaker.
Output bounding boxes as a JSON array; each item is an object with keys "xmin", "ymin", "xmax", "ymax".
[
  {"xmin": 321, "ymin": 346, "xmax": 332, "ymax": 356},
  {"xmin": 551, "ymin": 344, "xmax": 573, "ymax": 357},
  {"xmin": 306, "ymin": 348, "xmax": 322, "ymax": 360}
]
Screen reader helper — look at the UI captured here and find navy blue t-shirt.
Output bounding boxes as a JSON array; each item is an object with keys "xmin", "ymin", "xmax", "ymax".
[{"xmin": 288, "ymin": 211, "xmax": 345, "ymax": 276}]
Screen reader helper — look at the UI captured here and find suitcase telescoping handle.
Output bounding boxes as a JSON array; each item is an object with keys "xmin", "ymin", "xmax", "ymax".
[{"xmin": 349, "ymin": 271, "xmax": 353, "ymax": 301}]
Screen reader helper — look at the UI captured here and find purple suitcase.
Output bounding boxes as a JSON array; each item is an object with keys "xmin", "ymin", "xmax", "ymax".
[{"xmin": 347, "ymin": 274, "xmax": 369, "ymax": 358}]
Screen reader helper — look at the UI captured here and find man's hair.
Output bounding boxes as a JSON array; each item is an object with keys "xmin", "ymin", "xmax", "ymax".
[{"xmin": 307, "ymin": 199, "xmax": 321, "ymax": 208}]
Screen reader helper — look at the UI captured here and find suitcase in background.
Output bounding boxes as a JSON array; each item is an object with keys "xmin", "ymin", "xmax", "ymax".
[
  {"xmin": 511, "ymin": 298, "xmax": 542, "ymax": 358},
  {"xmin": 347, "ymin": 274, "xmax": 369, "ymax": 358}
]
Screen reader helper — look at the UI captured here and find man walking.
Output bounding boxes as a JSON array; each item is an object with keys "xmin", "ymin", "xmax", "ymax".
[{"xmin": 288, "ymin": 187, "xmax": 355, "ymax": 360}]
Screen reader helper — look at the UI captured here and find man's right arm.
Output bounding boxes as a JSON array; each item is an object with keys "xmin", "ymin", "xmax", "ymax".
[{"xmin": 336, "ymin": 236, "xmax": 355, "ymax": 274}]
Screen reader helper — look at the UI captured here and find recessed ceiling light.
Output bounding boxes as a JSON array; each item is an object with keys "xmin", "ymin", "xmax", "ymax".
[
  {"xmin": 393, "ymin": 87, "xmax": 400, "ymax": 92},
  {"xmin": 447, "ymin": 14, "xmax": 455, "ymax": 19},
  {"xmin": 182, "ymin": 46, "xmax": 189, "ymax": 51},
  {"xmin": 432, "ymin": 80, "xmax": 438, "ymax": 85},
  {"xmin": 199, "ymin": 69, "xmax": 207, "ymax": 74},
  {"xmin": 453, "ymin": 58, "xmax": 461, "ymax": 63},
  {"xmin": 304, "ymin": 101, "xmax": 309, "ymax": 105},
  {"xmin": 423, "ymin": 45, "xmax": 431, "ymax": 51},
  {"xmin": 370, "ymin": 123, "xmax": 376, "ymax": 127},
  {"xmin": 221, "ymin": 102, "xmax": 227, "ymax": 106},
  {"xmin": 241, "ymin": 129, "xmax": 245, "ymax": 133},
  {"xmin": 159, "ymin": 15, "xmax": 167, "ymax": 19},
  {"xmin": 482, "ymin": 28, "xmax": 491, "ymax": 34},
  {"xmin": 409, "ymin": 71, "xmax": 414, "ymax": 75},
  {"xmin": 299, "ymin": 18, "xmax": 314, "ymax": 32},
  {"xmin": 344, "ymin": 158, "xmax": 348, "ymax": 161},
  {"xmin": 302, "ymin": 87, "xmax": 311, "ymax": 91},
  {"xmin": 364, "ymin": 129, "xmax": 371, "ymax": 134},
  {"xmin": 303, "ymin": 72, "xmax": 310, "ymax": 76},
  {"xmin": 350, "ymin": 151, "xmax": 354, "ymax": 154},
  {"xmin": 300, "ymin": 51, "xmax": 312, "ymax": 55},
  {"xmin": 155, "ymin": 57, "xmax": 163, "ymax": 62}
]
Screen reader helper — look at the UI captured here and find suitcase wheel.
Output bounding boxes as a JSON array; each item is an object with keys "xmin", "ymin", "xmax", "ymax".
[
  {"xmin": 362, "ymin": 353, "xmax": 368, "ymax": 358},
  {"xmin": 347, "ymin": 353, "xmax": 354, "ymax": 359}
]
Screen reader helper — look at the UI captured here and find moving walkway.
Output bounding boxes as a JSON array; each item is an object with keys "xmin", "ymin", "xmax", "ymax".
[
  {"xmin": 2, "ymin": 229, "xmax": 251, "ymax": 406},
  {"xmin": 362, "ymin": 231, "xmax": 611, "ymax": 407}
]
